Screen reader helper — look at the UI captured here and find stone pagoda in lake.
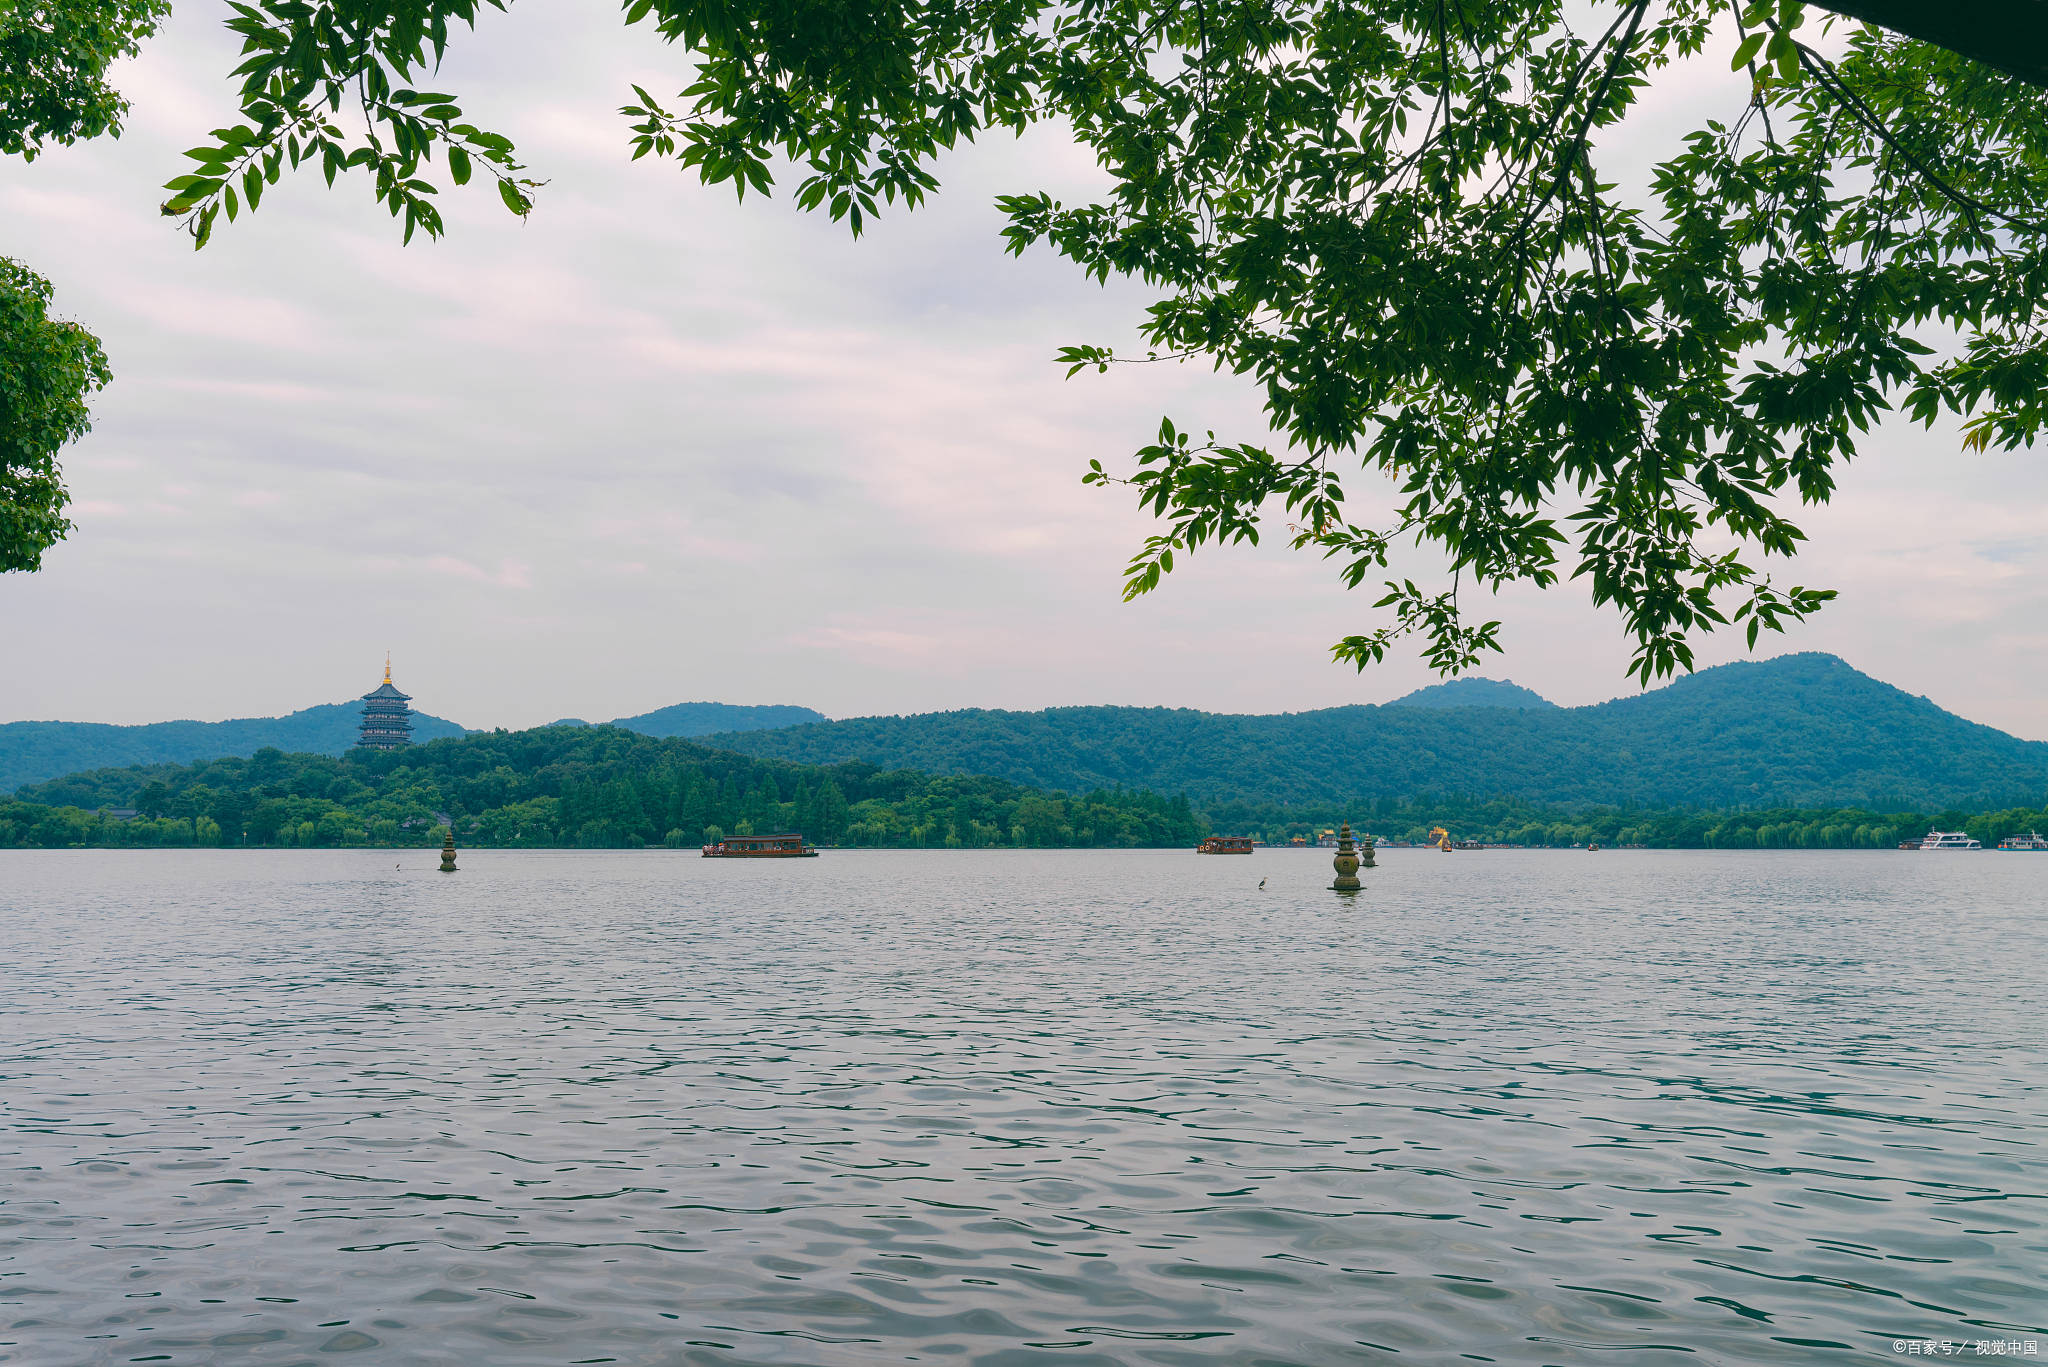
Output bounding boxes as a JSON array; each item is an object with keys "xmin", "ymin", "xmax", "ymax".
[{"xmin": 356, "ymin": 655, "xmax": 415, "ymax": 751}]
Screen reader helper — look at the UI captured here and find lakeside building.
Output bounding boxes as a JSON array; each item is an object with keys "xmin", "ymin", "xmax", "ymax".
[{"xmin": 357, "ymin": 657, "xmax": 415, "ymax": 751}]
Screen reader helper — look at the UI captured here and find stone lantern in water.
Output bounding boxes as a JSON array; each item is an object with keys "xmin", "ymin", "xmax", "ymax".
[
  {"xmin": 439, "ymin": 829, "xmax": 458, "ymax": 873},
  {"xmin": 1330, "ymin": 821, "xmax": 1363, "ymax": 892}
]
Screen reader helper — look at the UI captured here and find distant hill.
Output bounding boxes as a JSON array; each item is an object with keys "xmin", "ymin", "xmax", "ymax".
[
  {"xmin": 609, "ymin": 701, "xmax": 826, "ymax": 739},
  {"xmin": 701, "ymin": 654, "xmax": 2048, "ymax": 811},
  {"xmin": 1388, "ymin": 678, "xmax": 1556, "ymax": 709},
  {"xmin": 0, "ymin": 703, "xmax": 468, "ymax": 795},
  {"xmin": 2, "ymin": 697, "xmax": 831, "ymax": 794}
]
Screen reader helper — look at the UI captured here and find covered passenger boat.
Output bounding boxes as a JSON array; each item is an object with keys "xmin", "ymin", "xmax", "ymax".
[{"xmin": 702, "ymin": 833, "xmax": 820, "ymax": 858}]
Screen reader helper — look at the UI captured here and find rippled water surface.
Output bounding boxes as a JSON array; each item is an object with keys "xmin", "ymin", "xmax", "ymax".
[{"xmin": 3, "ymin": 848, "xmax": 2044, "ymax": 1365}]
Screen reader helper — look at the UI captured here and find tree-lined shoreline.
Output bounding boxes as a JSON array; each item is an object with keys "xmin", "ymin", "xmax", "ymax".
[
  {"xmin": 2, "ymin": 727, "xmax": 1201, "ymax": 851},
  {"xmin": 4, "ymin": 725, "xmax": 2042, "ymax": 853}
]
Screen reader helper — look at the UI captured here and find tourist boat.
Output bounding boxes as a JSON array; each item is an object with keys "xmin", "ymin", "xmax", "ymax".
[
  {"xmin": 1919, "ymin": 830, "xmax": 1981, "ymax": 851},
  {"xmin": 1996, "ymin": 831, "xmax": 2048, "ymax": 851},
  {"xmin": 702, "ymin": 833, "xmax": 819, "ymax": 858},
  {"xmin": 1197, "ymin": 835, "xmax": 1256, "ymax": 854}
]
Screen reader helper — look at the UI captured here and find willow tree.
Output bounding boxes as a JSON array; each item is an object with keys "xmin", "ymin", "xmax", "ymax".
[{"xmin": 42, "ymin": 0, "xmax": 2048, "ymax": 676}]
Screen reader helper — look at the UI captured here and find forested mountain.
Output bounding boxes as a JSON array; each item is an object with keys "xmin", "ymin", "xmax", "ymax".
[
  {"xmin": 4, "ymin": 727, "xmax": 1198, "ymax": 850},
  {"xmin": 703, "ymin": 655, "xmax": 2048, "ymax": 811},
  {"xmin": 10, "ymin": 655, "xmax": 2040, "ymax": 818},
  {"xmin": 609, "ymin": 701, "xmax": 826, "ymax": 738},
  {"xmin": 0, "ymin": 700, "xmax": 825, "ymax": 794},
  {"xmin": 1388, "ymin": 678, "xmax": 1555, "ymax": 709},
  {"xmin": 0, "ymin": 703, "xmax": 468, "ymax": 795}
]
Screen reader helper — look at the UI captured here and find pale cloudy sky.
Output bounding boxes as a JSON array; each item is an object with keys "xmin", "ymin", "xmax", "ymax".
[{"xmin": 2, "ymin": 4, "xmax": 2044, "ymax": 737}]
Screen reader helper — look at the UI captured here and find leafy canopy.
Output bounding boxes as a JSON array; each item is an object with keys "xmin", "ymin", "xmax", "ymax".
[
  {"xmin": 0, "ymin": 0, "xmax": 168, "ymax": 156},
  {"xmin": 1, "ymin": 0, "xmax": 166, "ymax": 572},
  {"xmin": 0, "ymin": 258, "xmax": 111, "ymax": 573},
  {"xmin": 141, "ymin": 0, "xmax": 2048, "ymax": 677}
]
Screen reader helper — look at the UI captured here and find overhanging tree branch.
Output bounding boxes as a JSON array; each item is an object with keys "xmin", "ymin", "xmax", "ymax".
[{"xmin": 1807, "ymin": 0, "xmax": 2048, "ymax": 90}]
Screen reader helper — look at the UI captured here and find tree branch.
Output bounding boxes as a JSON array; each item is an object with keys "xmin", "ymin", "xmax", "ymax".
[{"xmin": 1809, "ymin": 0, "xmax": 2048, "ymax": 90}]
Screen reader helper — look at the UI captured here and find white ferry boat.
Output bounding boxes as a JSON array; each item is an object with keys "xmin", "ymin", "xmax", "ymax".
[
  {"xmin": 1919, "ymin": 830, "xmax": 1982, "ymax": 851},
  {"xmin": 1996, "ymin": 831, "xmax": 2048, "ymax": 851}
]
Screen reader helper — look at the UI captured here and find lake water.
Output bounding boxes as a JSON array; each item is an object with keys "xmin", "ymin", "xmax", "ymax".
[{"xmin": 2, "ymin": 849, "xmax": 2042, "ymax": 1365}]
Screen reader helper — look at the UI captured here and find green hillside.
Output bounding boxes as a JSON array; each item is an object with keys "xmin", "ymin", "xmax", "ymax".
[
  {"xmin": 0, "ymin": 703, "xmax": 468, "ymax": 795},
  {"xmin": 610, "ymin": 701, "xmax": 827, "ymax": 738},
  {"xmin": 3, "ymin": 727, "xmax": 1198, "ymax": 850},
  {"xmin": 701, "ymin": 655, "xmax": 2048, "ymax": 811},
  {"xmin": 1388, "ymin": 678, "xmax": 1555, "ymax": 709}
]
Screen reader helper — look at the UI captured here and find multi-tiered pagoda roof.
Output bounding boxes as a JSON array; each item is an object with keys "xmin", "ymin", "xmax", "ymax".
[{"xmin": 357, "ymin": 657, "xmax": 415, "ymax": 750}]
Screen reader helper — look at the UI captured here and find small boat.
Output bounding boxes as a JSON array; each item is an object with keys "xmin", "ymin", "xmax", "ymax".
[
  {"xmin": 1587, "ymin": 842, "xmax": 1601, "ymax": 852},
  {"xmin": 1197, "ymin": 836, "xmax": 1256, "ymax": 854},
  {"xmin": 1919, "ymin": 830, "xmax": 1981, "ymax": 852},
  {"xmin": 1997, "ymin": 831, "xmax": 2048, "ymax": 851},
  {"xmin": 702, "ymin": 833, "xmax": 819, "ymax": 858}
]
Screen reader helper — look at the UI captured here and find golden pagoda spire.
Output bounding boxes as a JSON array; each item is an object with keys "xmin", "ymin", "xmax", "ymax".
[{"xmin": 384, "ymin": 652, "xmax": 392, "ymax": 684}]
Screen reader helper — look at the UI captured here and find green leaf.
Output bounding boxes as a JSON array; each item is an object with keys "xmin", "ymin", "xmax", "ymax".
[{"xmin": 1769, "ymin": 34, "xmax": 1800, "ymax": 79}]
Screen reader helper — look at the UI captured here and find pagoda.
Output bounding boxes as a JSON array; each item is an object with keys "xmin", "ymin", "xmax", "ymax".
[{"xmin": 357, "ymin": 655, "xmax": 415, "ymax": 750}]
